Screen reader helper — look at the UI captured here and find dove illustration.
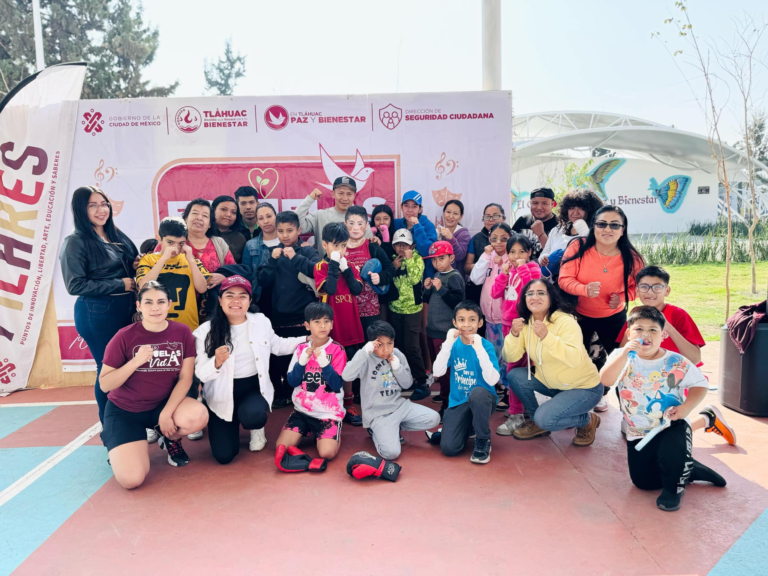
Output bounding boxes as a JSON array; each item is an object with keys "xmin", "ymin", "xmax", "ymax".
[
  {"xmin": 268, "ymin": 110, "xmax": 287, "ymax": 127},
  {"xmin": 316, "ymin": 144, "xmax": 375, "ymax": 192},
  {"xmin": 588, "ymin": 158, "xmax": 625, "ymax": 201}
]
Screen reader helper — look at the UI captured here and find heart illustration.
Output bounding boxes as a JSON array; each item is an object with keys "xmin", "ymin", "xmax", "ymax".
[
  {"xmin": 248, "ymin": 167, "xmax": 280, "ymax": 199},
  {"xmin": 431, "ymin": 187, "xmax": 462, "ymax": 207}
]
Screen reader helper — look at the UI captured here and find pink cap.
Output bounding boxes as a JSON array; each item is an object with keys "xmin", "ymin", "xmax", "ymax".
[{"xmin": 219, "ymin": 275, "xmax": 252, "ymax": 295}]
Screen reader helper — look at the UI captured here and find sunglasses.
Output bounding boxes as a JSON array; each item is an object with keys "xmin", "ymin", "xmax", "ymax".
[{"xmin": 594, "ymin": 221, "xmax": 624, "ymax": 230}]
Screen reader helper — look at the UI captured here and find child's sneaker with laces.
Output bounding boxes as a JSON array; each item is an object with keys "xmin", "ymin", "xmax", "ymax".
[
  {"xmin": 343, "ymin": 406, "xmax": 363, "ymax": 426},
  {"xmin": 470, "ymin": 438, "xmax": 491, "ymax": 464},
  {"xmin": 700, "ymin": 405, "xmax": 737, "ymax": 445},
  {"xmin": 158, "ymin": 436, "xmax": 190, "ymax": 467},
  {"xmin": 496, "ymin": 413, "xmax": 525, "ymax": 436}
]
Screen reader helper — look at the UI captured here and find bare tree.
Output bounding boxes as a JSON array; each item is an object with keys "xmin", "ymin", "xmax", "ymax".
[{"xmin": 716, "ymin": 16, "xmax": 767, "ymax": 295}]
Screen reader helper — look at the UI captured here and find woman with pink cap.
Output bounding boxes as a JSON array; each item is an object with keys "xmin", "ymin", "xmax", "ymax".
[{"xmin": 193, "ymin": 275, "xmax": 306, "ymax": 464}]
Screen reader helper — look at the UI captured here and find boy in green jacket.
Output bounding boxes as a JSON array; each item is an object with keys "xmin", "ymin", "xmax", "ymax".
[{"xmin": 389, "ymin": 229, "xmax": 430, "ymax": 400}]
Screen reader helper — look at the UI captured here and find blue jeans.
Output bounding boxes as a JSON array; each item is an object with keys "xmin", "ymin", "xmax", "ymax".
[
  {"xmin": 74, "ymin": 294, "xmax": 135, "ymax": 423},
  {"xmin": 507, "ymin": 367, "xmax": 603, "ymax": 431}
]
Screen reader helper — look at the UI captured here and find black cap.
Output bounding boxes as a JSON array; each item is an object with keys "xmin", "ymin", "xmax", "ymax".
[
  {"xmin": 333, "ymin": 176, "xmax": 357, "ymax": 192},
  {"xmin": 530, "ymin": 187, "xmax": 555, "ymax": 200}
]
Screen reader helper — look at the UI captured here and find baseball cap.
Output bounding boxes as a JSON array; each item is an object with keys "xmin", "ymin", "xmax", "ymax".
[
  {"xmin": 423, "ymin": 240, "xmax": 454, "ymax": 259},
  {"xmin": 530, "ymin": 187, "xmax": 555, "ymax": 200},
  {"xmin": 402, "ymin": 190, "xmax": 423, "ymax": 206},
  {"xmin": 333, "ymin": 176, "xmax": 357, "ymax": 192},
  {"xmin": 392, "ymin": 228, "xmax": 414, "ymax": 245},
  {"xmin": 219, "ymin": 275, "xmax": 252, "ymax": 296}
]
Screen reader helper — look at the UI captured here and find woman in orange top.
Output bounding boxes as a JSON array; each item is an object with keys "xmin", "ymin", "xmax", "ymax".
[{"xmin": 558, "ymin": 205, "xmax": 644, "ymax": 362}]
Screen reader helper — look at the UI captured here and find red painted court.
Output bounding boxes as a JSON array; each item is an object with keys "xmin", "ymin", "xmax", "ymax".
[{"xmin": 1, "ymin": 344, "xmax": 767, "ymax": 575}]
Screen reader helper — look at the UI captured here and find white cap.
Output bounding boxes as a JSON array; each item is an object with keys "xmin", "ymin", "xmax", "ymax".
[{"xmin": 392, "ymin": 228, "xmax": 414, "ymax": 245}]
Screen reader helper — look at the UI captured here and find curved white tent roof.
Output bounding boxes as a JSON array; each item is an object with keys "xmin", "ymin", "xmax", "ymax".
[{"xmin": 513, "ymin": 111, "xmax": 768, "ymax": 175}]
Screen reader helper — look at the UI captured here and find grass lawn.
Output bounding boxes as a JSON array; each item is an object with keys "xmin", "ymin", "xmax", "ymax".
[{"xmin": 631, "ymin": 262, "xmax": 768, "ymax": 341}]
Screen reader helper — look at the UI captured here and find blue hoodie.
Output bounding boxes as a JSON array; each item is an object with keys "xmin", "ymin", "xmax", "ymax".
[{"xmin": 393, "ymin": 215, "xmax": 438, "ymax": 278}]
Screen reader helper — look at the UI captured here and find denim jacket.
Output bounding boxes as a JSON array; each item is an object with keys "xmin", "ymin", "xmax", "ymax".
[{"xmin": 241, "ymin": 235, "xmax": 270, "ymax": 301}]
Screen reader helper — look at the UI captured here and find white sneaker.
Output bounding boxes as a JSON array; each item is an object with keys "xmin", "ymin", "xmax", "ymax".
[
  {"xmin": 426, "ymin": 372, "xmax": 435, "ymax": 387},
  {"xmin": 187, "ymin": 430, "xmax": 204, "ymax": 441},
  {"xmin": 249, "ymin": 428, "xmax": 267, "ymax": 452},
  {"xmin": 496, "ymin": 414, "xmax": 526, "ymax": 436},
  {"xmin": 594, "ymin": 396, "xmax": 609, "ymax": 412},
  {"xmin": 146, "ymin": 428, "xmax": 159, "ymax": 444}
]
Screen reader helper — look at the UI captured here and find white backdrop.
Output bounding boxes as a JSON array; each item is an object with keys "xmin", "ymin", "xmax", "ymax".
[
  {"xmin": 511, "ymin": 156, "xmax": 719, "ymax": 233},
  {"xmin": 52, "ymin": 90, "xmax": 512, "ymax": 370}
]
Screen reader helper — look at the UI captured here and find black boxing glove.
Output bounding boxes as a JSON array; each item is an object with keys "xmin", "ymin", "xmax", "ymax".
[
  {"xmin": 346, "ymin": 451, "xmax": 401, "ymax": 482},
  {"xmin": 275, "ymin": 445, "xmax": 327, "ymax": 473}
]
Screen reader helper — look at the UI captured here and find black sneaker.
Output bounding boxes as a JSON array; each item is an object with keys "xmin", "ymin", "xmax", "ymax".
[
  {"xmin": 158, "ymin": 436, "xmax": 190, "ymax": 467},
  {"xmin": 431, "ymin": 395, "xmax": 445, "ymax": 404},
  {"xmin": 410, "ymin": 384, "xmax": 431, "ymax": 402},
  {"xmin": 353, "ymin": 394, "xmax": 361, "ymax": 405},
  {"xmin": 400, "ymin": 434, "xmax": 405, "ymax": 444},
  {"xmin": 272, "ymin": 397, "xmax": 292, "ymax": 409},
  {"xmin": 689, "ymin": 460, "xmax": 727, "ymax": 487},
  {"xmin": 470, "ymin": 438, "xmax": 491, "ymax": 464},
  {"xmin": 425, "ymin": 428, "xmax": 442, "ymax": 445},
  {"xmin": 656, "ymin": 487, "xmax": 684, "ymax": 511}
]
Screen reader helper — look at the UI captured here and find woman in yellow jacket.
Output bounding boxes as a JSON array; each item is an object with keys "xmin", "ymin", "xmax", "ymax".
[{"xmin": 503, "ymin": 279, "xmax": 603, "ymax": 446}]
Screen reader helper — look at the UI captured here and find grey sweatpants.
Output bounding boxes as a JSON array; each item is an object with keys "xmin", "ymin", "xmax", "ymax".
[
  {"xmin": 369, "ymin": 400, "xmax": 441, "ymax": 460},
  {"xmin": 441, "ymin": 386, "xmax": 497, "ymax": 457}
]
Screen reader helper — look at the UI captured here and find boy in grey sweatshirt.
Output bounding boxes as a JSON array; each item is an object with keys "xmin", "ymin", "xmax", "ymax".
[{"xmin": 342, "ymin": 321, "xmax": 441, "ymax": 459}]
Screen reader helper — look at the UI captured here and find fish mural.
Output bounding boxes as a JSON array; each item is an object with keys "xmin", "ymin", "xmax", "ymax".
[
  {"xmin": 649, "ymin": 175, "xmax": 691, "ymax": 213},
  {"xmin": 588, "ymin": 158, "xmax": 625, "ymax": 201}
]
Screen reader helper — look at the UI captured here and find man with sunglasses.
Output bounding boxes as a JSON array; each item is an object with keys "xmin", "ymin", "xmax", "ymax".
[{"xmin": 512, "ymin": 188, "xmax": 559, "ymax": 258}]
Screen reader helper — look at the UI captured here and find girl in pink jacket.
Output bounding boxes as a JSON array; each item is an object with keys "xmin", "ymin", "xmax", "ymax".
[{"xmin": 491, "ymin": 234, "xmax": 542, "ymax": 435}]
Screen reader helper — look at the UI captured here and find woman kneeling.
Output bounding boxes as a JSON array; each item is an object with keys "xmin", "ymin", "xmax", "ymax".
[
  {"xmin": 100, "ymin": 281, "xmax": 209, "ymax": 489},
  {"xmin": 503, "ymin": 279, "xmax": 603, "ymax": 446}
]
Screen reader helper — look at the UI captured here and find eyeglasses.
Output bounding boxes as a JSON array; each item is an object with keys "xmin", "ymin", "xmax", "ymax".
[
  {"xmin": 483, "ymin": 214, "xmax": 504, "ymax": 222},
  {"xmin": 489, "ymin": 235, "xmax": 510, "ymax": 243},
  {"xmin": 87, "ymin": 202, "xmax": 111, "ymax": 211},
  {"xmin": 637, "ymin": 283, "xmax": 667, "ymax": 293},
  {"xmin": 594, "ymin": 221, "xmax": 624, "ymax": 230},
  {"xmin": 525, "ymin": 290, "xmax": 549, "ymax": 298}
]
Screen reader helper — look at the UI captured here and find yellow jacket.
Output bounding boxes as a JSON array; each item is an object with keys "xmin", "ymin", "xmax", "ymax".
[{"xmin": 503, "ymin": 311, "xmax": 600, "ymax": 390}]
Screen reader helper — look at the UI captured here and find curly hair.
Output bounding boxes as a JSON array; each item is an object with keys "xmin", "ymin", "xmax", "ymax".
[{"xmin": 557, "ymin": 189, "xmax": 604, "ymax": 229}]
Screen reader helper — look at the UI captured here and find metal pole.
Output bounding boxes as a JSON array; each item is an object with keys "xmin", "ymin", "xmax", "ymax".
[
  {"xmin": 32, "ymin": 0, "xmax": 45, "ymax": 71},
  {"xmin": 482, "ymin": 0, "xmax": 501, "ymax": 90}
]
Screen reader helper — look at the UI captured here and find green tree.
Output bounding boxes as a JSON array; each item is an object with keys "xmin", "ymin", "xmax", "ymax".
[
  {"xmin": 0, "ymin": 0, "xmax": 177, "ymax": 99},
  {"xmin": 545, "ymin": 159, "xmax": 595, "ymax": 205},
  {"xmin": 203, "ymin": 38, "xmax": 246, "ymax": 96}
]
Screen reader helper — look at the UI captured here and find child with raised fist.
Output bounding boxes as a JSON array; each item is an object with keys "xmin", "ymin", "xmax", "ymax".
[
  {"xmin": 429, "ymin": 301, "xmax": 500, "ymax": 465},
  {"xmin": 342, "ymin": 321, "xmax": 440, "ymax": 460}
]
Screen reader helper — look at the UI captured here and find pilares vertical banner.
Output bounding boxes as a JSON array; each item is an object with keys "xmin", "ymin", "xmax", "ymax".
[{"xmin": 0, "ymin": 63, "xmax": 86, "ymax": 395}]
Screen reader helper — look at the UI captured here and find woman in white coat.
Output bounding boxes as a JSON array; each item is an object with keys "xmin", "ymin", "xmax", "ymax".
[{"xmin": 194, "ymin": 275, "xmax": 305, "ymax": 464}]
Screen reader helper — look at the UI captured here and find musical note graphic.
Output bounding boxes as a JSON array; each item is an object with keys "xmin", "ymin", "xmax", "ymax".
[
  {"xmin": 435, "ymin": 152, "xmax": 459, "ymax": 180},
  {"xmin": 94, "ymin": 159, "xmax": 117, "ymax": 186}
]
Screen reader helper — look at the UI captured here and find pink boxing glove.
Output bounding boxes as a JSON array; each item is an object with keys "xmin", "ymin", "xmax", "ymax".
[{"xmin": 378, "ymin": 225, "xmax": 390, "ymax": 243}]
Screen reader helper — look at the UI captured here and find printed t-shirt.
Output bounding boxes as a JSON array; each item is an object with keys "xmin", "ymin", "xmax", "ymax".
[
  {"xmin": 617, "ymin": 303, "xmax": 706, "ymax": 366},
  {"xmin": 448, "ymin": 337, "xmax": 500, "ymax": 409},
  {"xmin": 608, "ymin": 348, "xmax": 707, "ymax": 440},
  {"xmin": 344, "ymin": 240, "xmax": 380, "ymax": 317},
  {"xmin": 103, "ymin": 321, "xmax": 196, "ymax": 412},
  {"xmin": 136, "ymin": 253, "xmax": 210, "ymax": 332},
  {"xmin": 314, "ymin": 260, "xmax": 365, "ymax": 346},
  {"xmin": 289, "ymin": 340, "xmax": 347, "ymax": 421}
]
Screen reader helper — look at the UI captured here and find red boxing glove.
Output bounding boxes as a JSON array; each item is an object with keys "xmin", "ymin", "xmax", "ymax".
[
  {"xmin": 346, "ymin": 451, "xmax": 401, "ymax": 482},
  {"xmin": 275, "ymin": 445, "xmax": 327, "ymax": 473}
]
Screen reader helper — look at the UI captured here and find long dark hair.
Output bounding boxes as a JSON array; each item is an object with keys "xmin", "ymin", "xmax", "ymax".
[
  {"xmin": 371, "ymin": 204, "xmax": 395, "ymax": 242},
  {"xmin": 71, "ymin": 186, "xmax": 136, "ymax": 262},
  {"xmin": 204, "ymin": 291, "xmax": 258, "ymax": 357},
  {"xmin": 557, "ymin": 189, "xmax": 604, "ymax": 231},
  {"xmin": 560, "ymin": 205, "xmax": 644, "ymax": 311},
  {"xmin": 516, "ymin": 279, "xmax": 573, "ymax": 322},
  {"xmin": 210, "ymin": 195, "xmax": 238, "ymax": 236}
]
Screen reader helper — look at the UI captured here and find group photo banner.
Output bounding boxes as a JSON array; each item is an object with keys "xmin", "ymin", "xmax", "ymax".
[{"xmin": 53, "ymin": 90, "xmax": 513, "ymax": 371}]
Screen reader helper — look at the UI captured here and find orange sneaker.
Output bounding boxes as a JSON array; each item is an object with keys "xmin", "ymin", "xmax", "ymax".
[{"xmin": 700, "ymin": 405, "xmax": 737, "ymax": 445}]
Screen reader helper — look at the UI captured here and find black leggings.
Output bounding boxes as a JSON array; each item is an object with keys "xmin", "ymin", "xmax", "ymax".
[
  {"xmin": 206, "ymin": 376, "xmax": 269, "ymax": 465},
  {"xmin": 578, "ymin": 310, "xmax": 626, "ymax": 370},
  {"xmin": 627, "ymin": 420, "xmax": 693, "ymax": 493}
]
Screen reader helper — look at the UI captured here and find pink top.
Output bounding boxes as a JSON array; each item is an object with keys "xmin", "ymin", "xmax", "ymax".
[
  {"xmin": 491, "ymin": 261, "xmax": 542, "ymax": 327},
  {"xmin": 475, "ymin": 252, "xmax": 509, "ymax": 325}
]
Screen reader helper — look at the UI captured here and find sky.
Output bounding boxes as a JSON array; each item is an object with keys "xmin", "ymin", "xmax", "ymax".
[{"xmin": 140, "ymin": 0, "xmax": 767, "ymax": 144}]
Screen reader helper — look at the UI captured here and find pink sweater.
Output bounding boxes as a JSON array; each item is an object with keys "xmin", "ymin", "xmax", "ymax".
[{"xmin": 490, "ymin": 262, "xmax": 542, "ymax": 327}]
